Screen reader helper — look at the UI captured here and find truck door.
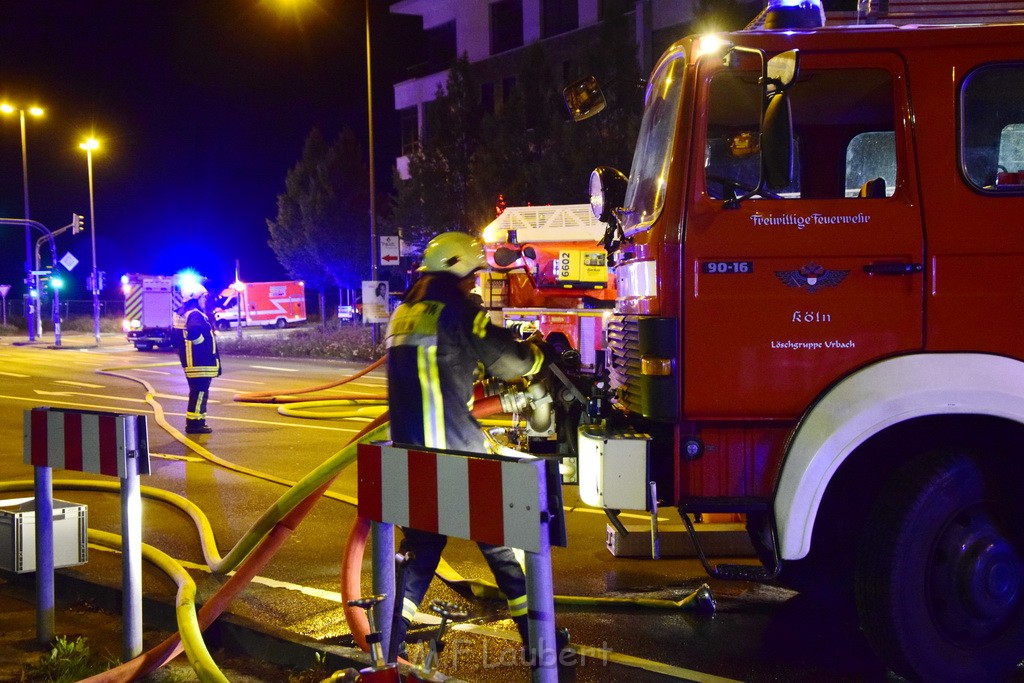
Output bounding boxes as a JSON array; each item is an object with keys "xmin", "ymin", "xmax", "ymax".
[{"xmin": 683, "ymin": 51, "xmax": 923, "ymax": 418}]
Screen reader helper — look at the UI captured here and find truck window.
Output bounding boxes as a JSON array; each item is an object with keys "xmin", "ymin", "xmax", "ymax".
[
  {"xmin": 705, "ymin": 67, "xmax": 894, "ymax": 200},
  {"xmin": 620, "ymin": 50, "xmax": 687, "ymax": 235},
  {"xmin": 845, "ymin": 131, "xmax": 895, "ymax": 197},
  {"xmin": 961, "ymin": 64, "xmax": 1024, "ymax": 191}
]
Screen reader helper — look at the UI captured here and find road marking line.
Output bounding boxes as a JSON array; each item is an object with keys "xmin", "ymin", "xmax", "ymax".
[
  {"xmin": 55, "ymin": 380, "xmax": 106, "ymax": 388},
  {"xmin": 249, "ymin": 365, "xmax": 299, "ymax": 372},
  {"xmin": 0, "ymin": 394, "xmax": 351, "ymax": 431},
  {"xmin": 130, "ymin": 368, "xmax": 172, "ymax": 375},
  {"xmin": 0, "ymin": 371, "xmax": 29, "ymax": 378},
  {"xmin": 150, "ymin": 452, "xmax": 205, "ymax": 463},
  {"xmin": 216, "ymin": 378, "xmax": 266, "ymax": 385}
]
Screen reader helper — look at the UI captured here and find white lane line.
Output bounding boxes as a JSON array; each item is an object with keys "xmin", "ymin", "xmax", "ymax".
[
  {"xmin": 216, "ymin": 378, "xmax": 266, "ymax": 386},
  {"xmin": 249, "ymin": 365, "xmax": 299, "ymax": 373},
  {"xmin": 0, "ymin": 394, "xmax": 354, "ymax": 431},
  {"xmin": 0, "ymin": 371, "xmax": 30, "ymax": 378},
  {"xmin": 55, "ymin": 380, "xmax": 106, "ymax": 388},
  {"xmin": 131, "ymin": 368, "xmax": 173, "ymax": 376}
]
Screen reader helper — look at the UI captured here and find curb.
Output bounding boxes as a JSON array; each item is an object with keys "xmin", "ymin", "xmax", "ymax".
[{"xmin": 3, "ymin": 569, "xmax": 371, "ymax": 675}]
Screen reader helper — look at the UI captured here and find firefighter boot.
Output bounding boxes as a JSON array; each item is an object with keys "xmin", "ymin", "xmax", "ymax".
[
  {"xmin": 186, "ymin": 419, "xmax": 213, "ymax": 434},
  {"xmin": 516, "ymin": 615, "xmax": 571, "ymax": 668}
]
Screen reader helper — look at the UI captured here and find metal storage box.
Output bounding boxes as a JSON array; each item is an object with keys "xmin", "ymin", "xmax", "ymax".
[
  {"xmin": 0, "ymin": 498, "xmax": 88, "ymax": 574},
  {"xmin": 578, "ymin": 425, "xmax": 651, "ymax": 510}
]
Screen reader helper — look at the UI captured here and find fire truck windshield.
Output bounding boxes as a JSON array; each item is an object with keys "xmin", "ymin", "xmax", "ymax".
[{"xmin": 620, "ymin": 50, "xmax": 687, "ymax": 235}]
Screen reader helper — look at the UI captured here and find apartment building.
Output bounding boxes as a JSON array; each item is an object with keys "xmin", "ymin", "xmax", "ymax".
[{"xmin": 389, "ymin": 0, "xmax": 697, "ymax": 178}]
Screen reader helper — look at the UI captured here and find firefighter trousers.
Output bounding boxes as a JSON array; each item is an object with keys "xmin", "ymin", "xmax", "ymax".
[
  {"xmin": 395, "ymin": 527, "xmax": 528, "ymax": 647},
  {"xmin": 186, "ymin": 376, "xmax": 212, "ymax": 422}
]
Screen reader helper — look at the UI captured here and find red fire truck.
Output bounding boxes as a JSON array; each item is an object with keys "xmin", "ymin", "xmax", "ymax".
[
  {"xmin": 557, "ymin": 1, "xmax": 1024, "ymax": 679},
  {"xmin": 480, "ymin": 204, "xmax": 616, "ymax": 373}
]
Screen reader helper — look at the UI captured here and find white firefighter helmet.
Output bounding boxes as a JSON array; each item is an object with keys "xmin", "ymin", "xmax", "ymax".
[
  {"xmin": 418, "ymin": 232, "xmax": 486, "ymax": 278},
  {"xmin": 182, "ymin": 283, "xmax": 208, "ymax": 301}
]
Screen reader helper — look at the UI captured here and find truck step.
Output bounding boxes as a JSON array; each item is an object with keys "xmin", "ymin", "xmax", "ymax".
[{"xmin": 606, "ymin": 523, "xmax": 755, "ymax": 558}]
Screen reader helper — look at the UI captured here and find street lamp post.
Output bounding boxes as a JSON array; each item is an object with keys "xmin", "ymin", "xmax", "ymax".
[
  {"xmin": 1, "ymin": 103, "xmax": 44, "ymax": 342},
  {"xmin": 80, "ymin": 138, "xmax": 101, "ymax": 345}
]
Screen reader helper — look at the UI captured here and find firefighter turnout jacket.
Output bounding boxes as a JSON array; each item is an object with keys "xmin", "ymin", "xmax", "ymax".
[
  {"xmin": 386, "ymin": 273, "xmax": 544, "ymax": 452},
  {"xmin": 174, "ymin": 300, "xmax": 221, "ymax": 378}
]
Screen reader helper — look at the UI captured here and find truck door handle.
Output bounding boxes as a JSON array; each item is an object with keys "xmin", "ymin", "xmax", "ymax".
[{"xmin": 863, "ymin": 261, "xmax": 923, "ymax": 276}]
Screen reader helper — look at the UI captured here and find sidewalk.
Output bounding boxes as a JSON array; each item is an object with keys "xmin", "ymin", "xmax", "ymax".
[{"xmin": 0, "ymin": 557, "xmax": 370, "ymax": 681}]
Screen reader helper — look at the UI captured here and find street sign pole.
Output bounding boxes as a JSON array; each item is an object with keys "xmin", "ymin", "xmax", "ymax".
[{"xmin": 0, "ymin": 285, "xmax": 10, "ymax": 325}]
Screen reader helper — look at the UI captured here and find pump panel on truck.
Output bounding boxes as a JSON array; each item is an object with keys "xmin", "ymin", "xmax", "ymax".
[{"xmin": 543, "ymin": 0, "xmax": 1024, "ymax": 680}]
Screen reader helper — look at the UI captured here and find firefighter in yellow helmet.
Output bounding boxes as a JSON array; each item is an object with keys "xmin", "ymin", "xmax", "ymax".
[
  {"xmin": 385, "ymin": 231, "xmax": 547, "ymax": 654},
  {"xmin": 174, "ymin": 283, "xmax": 221, "ymax": 435}
]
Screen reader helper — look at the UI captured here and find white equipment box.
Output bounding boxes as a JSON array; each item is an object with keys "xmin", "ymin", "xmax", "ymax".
[
  {"xmin": 578, "ymin": 426, "xmax": 651, "ymax": 510},
  {"xmin": 0, "ymin": 498, "xmax": 88, "ymax": 574}
]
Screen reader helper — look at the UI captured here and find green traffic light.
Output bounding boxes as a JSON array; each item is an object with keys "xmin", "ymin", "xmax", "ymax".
[{"xmin": 51, "ymin": 276, "xmax": 64, "ymax": 290}]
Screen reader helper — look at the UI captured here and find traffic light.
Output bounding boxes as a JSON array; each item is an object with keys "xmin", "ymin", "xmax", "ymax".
[
  {"xmin": 72, "ymin": 213, "xmax": 85, "ymax": 234},
  {"xmin": 50, "ymin": 274, "xmax": 64, "ymax": 290},
  {"xmin": 98, "ymin": 271, "xmax": 106, "ymax": 290}
]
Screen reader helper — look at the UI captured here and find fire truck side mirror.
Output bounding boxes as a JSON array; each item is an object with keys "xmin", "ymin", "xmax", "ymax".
[
  {"xmin": 766, "ymin": 49, "xmax": 800, "ymax": 90},
  {"xmin": 761, "ymin": 50, "xmax": 799, "ymax": 191},
  {"xmin": 563, "ymin": 75, "xmax": 606, "ymax": 122},
  {"xmin": 493, "ymin": 247, "xmax": 522, "ymax": 268}
]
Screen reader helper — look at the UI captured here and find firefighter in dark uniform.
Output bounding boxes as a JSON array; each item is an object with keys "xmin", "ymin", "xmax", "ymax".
[
  {"xmin": 175, "ymin": 284, "xmax": 221, "ymax": 435},
  {"xmin": 386, "ymin": 231, "xmax": 547, "ymax": 652}
]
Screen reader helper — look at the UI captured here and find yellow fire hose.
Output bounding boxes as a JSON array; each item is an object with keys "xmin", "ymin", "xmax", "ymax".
[{"xmin": 11, "ymin": 356, "xmax": 716, "ymax": 681}]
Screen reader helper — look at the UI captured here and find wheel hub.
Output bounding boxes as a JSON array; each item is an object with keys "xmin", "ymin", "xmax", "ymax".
[
  {"xmin": 960, "ymin": 535, "xmax": 1023, "ymax": 620},
  {"xmin": 933, "ymin": 507, "xmax": 1023, "ymax": 642}
]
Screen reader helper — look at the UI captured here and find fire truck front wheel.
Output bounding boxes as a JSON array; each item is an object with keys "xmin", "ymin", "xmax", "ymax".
[{"xmin": 855, "ymin": 452, "xmax": 1024, "ymax": 682}]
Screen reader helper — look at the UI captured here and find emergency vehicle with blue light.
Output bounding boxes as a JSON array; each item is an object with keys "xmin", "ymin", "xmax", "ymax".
[
  {"xmin": 211, "ymin": 280, "xmax": 306, "ymax": 329},
  {"xmin": 543, "ymin": 0, "xmax": 1024, "ymax": 679},
  {"xmin": 121, "ymin": 273, "xmax": 183, "ymax": 351}
]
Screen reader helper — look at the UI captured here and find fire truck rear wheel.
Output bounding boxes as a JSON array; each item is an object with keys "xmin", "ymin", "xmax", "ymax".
[
  {"xmin": 274, "ymin": 318, "xmax": 286, "ymax": 329},
  {"xmin": 855, "ymin": 452, "xmax": 1024, "ymax": 682}
]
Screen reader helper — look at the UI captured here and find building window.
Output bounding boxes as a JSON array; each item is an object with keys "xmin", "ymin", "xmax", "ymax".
[
  {"xmin": 481, "ymin": 82, "xmax": 495, "ymax": 115},
  {"xmin": 490, "ymin": 0, "xmax": 523, "ymax": 55},
  {"xmin": 399, "ymin": 107, "xmax": 419, "ymax": 157},
  {"xmin": 502, "ymin": 75, "xmax": 518, "ymax": 103},
  {"xmin": 542, "ymin": 0, "xmax": 578, "ymax": 39},
  {"xmin": 426, "ymin": 20, "xmax": 456, "ymax": 70}
]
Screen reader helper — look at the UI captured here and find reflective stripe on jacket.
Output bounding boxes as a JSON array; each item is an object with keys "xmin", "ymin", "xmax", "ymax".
[
  {"xmin": 177, "ymin": 303, "xmax": 221, "ymax": 379},
  {"xmin": 385, "ymin": 273, "xmax": 542, "ymax": 453}
]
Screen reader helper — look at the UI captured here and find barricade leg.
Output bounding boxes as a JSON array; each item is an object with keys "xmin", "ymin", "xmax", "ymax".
[
  {"xmin": 34, "ymin": 466, "xmax": 54, "ymax": 645},
  {"xmin": 525, "ymin": 464, "xmax": 557, "ymax": 682},
  {"xmin": 372, "ymin": 521, "xmax": 395, "ymax": 661},
  {"xmin": 121, "ymin": 456, "xmax": 143, "ymax": 660}
]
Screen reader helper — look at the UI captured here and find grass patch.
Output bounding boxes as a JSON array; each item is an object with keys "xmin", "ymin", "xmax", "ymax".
[
  {"xmin": 217, "ymin": 323, "xmax": 384, "ymax": 363},
  {"xmin": 23, "ymin": 635, "xmax": 112, "ymax": 682}
]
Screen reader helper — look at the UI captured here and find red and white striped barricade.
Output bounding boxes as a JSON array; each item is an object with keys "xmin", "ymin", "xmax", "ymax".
[
  {"xmin": 23, "ymin": 407, "xmax": 150, "ymax": 659},
  {"xmin": 358, "ymin": 442, "xmax": 566, "ymax": 682}
]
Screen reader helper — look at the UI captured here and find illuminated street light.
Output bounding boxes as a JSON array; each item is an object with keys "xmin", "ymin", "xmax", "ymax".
[
  {"xmin": 80, "ymin": 137, "xmax": 101, "ymax": 344},
  {"xmin": 1, "ymin": 102, "xmax": 45, "ymax": 341}
]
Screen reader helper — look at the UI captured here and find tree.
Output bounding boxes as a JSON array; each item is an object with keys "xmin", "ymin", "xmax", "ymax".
[
  {"xmin": 390, "ymin": 55, "xmax": 481, "ymax": 251},
  {"xmin": 393, "ymin": 12, "xmax": 645, "ymax": 250},
  {"xmin": 268, "ymin": 127, "xmax": 369, "ymax": 324}
]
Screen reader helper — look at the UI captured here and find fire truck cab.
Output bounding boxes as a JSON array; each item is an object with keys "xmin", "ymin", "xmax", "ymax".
[{"xmin": 568, "ymin": 1, "xmax": 1024, "ymax": 679}]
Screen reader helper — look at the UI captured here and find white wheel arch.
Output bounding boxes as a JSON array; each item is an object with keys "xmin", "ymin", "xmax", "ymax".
[{"xmin": 775, "ymin": 353, "xmax": 1024, "ymax": 560}]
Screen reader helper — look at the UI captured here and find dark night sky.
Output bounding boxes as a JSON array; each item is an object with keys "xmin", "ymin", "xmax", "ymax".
[{"xmin": 0, "ymin": 1, "xmax": 419, "ymax": 299}]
